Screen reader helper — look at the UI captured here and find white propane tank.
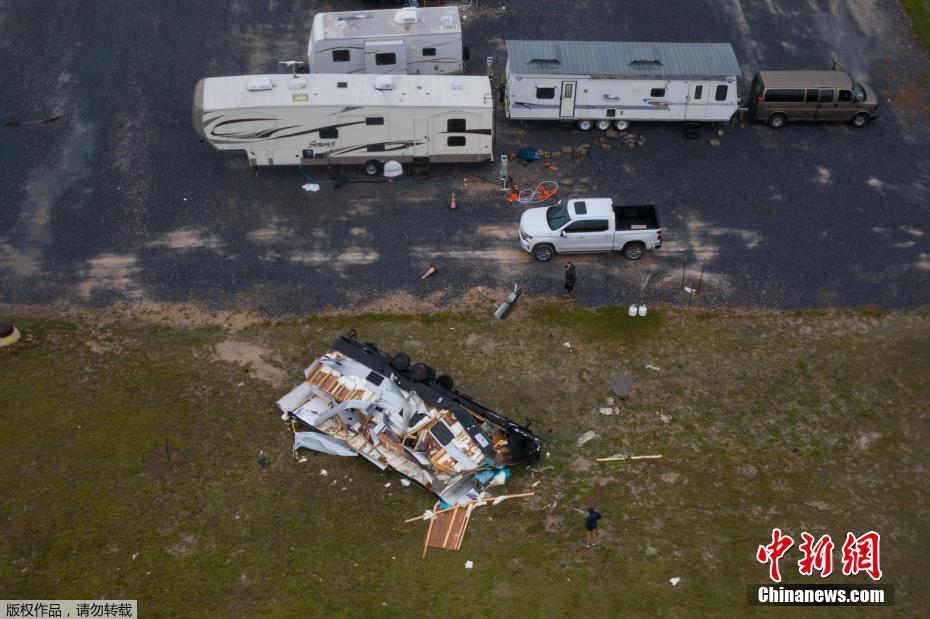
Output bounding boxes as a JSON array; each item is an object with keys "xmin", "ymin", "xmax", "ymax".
[
  {"xmin": 628, "ymin": 304, "xmax": 638, "ymax": 317},
  {"xmin": 638, "ymin": 304, "xmax": 648, "ymax": 317}
]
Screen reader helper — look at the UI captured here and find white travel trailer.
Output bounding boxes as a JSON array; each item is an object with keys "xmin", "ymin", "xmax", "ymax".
[
  {"xmin": 505, "ymin": 40, "xmax": 741, "ymax": 131},
  {"xmin": 308, "ymin": 6, "xmax": 466, "ymax": 75},
  {"xmin": 193, "ymin": 73, "xmax": 493, "ymax": 174}
]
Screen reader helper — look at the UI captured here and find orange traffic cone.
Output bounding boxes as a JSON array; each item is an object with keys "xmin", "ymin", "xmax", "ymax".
[
  {"xmin": 449, "ymin": 192, "xmax": 457, "ymax": 209},
  {"xmin": 421, "ymin": 264, "xmax": 438, "ymax": 279}
]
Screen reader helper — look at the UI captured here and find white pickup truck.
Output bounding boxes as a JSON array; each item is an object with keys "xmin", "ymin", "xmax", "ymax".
[{"xmin": 519, "ymin": 198, "xmax": 663, "ymax": 262}]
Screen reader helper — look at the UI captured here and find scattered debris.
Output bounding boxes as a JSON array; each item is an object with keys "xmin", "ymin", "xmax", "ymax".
[
  {"xmin": 670, "ymin": 577, "xmax": 681, "ymax": 586},
  {"xmin": 0, "ymin": 323, "xmax": 21, "ymax": 348},
  {"xmin": 598, "ymin": 407, "xmax": 614, "ymax": 416},
  {"xmin": 277, "ymin": 334, "xmax": 545, "ymax": 507},
  {"xmin": 4, "ymin": 115, "xmax": 61, "ymax": 128},
  {"xmin": 400, "ymin": 479, "xmax": 411, "ymax": 487},
  {"xmin": 319, "ymin": 469, "xmax": 328, "ymax": 476},
  {"xmin": 531, "ymin": 480, "xmax": 541, "ymax": 488},
  {"xmin": 659, "ymin": 413, "xmax": 671, "ymax": 424},
  {"xmin": 494, "ymin": 284, "xmax": 521, "ymax": 319},
  {"xmin": 596, "ymin": 454, "xmax": 663, "ymax": 462},
  {"xmin": 645, "ymin": 364, "xmax": 661, "ymax": 371},
  {"xmin": 610, "ymin": 372, "xmax": 634, "ymax": 399},
  {"xmin": 449, "ymin": 192, "xmax": 457, "ymax": 210},
  {"xmin": 415, "ymin": 492, "xmax": 535, "ymax": 557},
  {"xmin": 562, "ymin": 341, "xmax": 573, "ymax": 350},
  {"xmin": 709, "ymin": 139, "xmax": 720, "ymax": 146},
  {"xmin": 384, "ymin": 482, "xmax": 392, "ymax": 489},
  {"xmin": 465, "ymin": 560, "xmax": 474, "ymax": 569},
  {"xmin": 421, "ymin": 264, "xmax": 439, "ymax": 279},
  {"xmin": 301, "ymin": 183, "xmax": 320, "ymax": 192},
  {"xmin": 576, "ymin": 431, "xmax": 599, "ymax": 447},
  {"xmin": 256, "ymin": 450, "xmax": 270, "ymax": 469},
  {"xmin": 606, "ymin": 397, "xmax": 614, "ymax": 405}
]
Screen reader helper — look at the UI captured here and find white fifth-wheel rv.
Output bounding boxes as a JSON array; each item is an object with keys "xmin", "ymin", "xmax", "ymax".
[
  {"xmin": 193, "ymin": 72, "xmax": 493, "ymax": 174},
  {"xmin": 307, "ymin": 6, "xmax": 466, "ymax": 75},
  {"xmin": 504, "ymin": 40, "xmax": 741, "ymax": 130}
]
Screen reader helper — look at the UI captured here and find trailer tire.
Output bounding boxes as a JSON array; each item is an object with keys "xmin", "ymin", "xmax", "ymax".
[
  {"xmin": 851, "ymin": 113, "xmax": 869, "ymax": 128},
  {"xmin": 767, "ymin": 113, "xmax": 786, "ymax": 129},
  {"xmin": 364, "ymin": 160, "xmax": 382, "ymax": 176},
  {"xmin": 613, "ymin": 119, "xmax": 630, "ymax": 131},
  {"xmin": 577, "ymin": 119, "xmax": 593, "ymax": 131},
  {"xmin": 533, "ymin": 244, "xmax": 555, "ymax": 262},
  {"xmin": 596, "ymin": 119, "xmax": 611, "ymax": 131},
  {"xmin": 436, "ymin": 374, "xmax": 454, "ymax": 390},
  {"xmin": 409, "ymin": 363, "xmax": 429, "ymax": 382},
  {"xmin": 622, "ymin": 241, "xmax": 646, "ymax": 261},
  {"xmin": 391, "ymin": 352, "xmax": 411, "ymax": 372}
]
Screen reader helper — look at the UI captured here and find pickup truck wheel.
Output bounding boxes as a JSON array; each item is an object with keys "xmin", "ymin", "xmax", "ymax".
[
  {"xmin": 768, "ymin": 113, "xmax": 786, "ymax": 129},
  {"xmin": 533, "ymin": 244, "xmax": 555, "ymax": 262},
  {"xmin": 595, "ymin": 119, "xmax": 611, "ymax": 131},
  {"xmin": 851, "ymin": 113, "xmax": 869, "ymax": 128},
  {"xmin": 576, "ymin": 119, "xmax": 593, "ymax": 131},
  {"xmin": 623, "ymin": 242, "xmax": 646, "ymax": 261},
  {"xmin": 613, "ymin": 119, "xmax": 630, "ymax": 131},
  {"xmin": 364, "ymin": 160, "xmax": 381, "ymax": 176}
]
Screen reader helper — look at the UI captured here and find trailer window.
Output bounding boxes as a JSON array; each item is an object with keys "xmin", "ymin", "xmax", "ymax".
[
  {"xmin": 447, "ymin": 136, "xmax": 466, "ymax": 147},
  {"xmin": 366, "ymin": 117, "xmax": 385, "ymax": 125},
  {"xmin": 694, "ymin": 85, "xmax": 703, "ymax": 100},
  {"xmin": 607, "ymin": 109, "xmax": 616, "ymax": 117},
  {"xmin": 447, "ymin": 118, "xmax": 466, "ymax": 132},
  {"xmin": 805, "ymin": 89, "xmax": 819, "ymax": 102},
  {"xmin": 715, "ymin": 85, "xmax": 728, "ymax": 101},
  {"xmin": 375, "ymin": 53, "xmax": 397, "ymax": 66},
  {"xmin": 536, "ymin": 87, "xmax": 555, "ymax": 99},
  {"xmin": 319, "ymin": 127, "xmax": 338, "ymax": 139},
  {"xmin": 764, "ymin": 89, "xmax": 804, "ymax": 103},
  {"xmin": 367, "ymin": 143, "xmax": 385, "ymax": 152},
  {"xmin": 422, "ymin": 47, "xmax": 436, "ymax": 57},
  {"xmin": 650, "ymin": 88, "xmax": 665, "ymax": 98},
  {"xmin": 332, "ymin": 49, "xmax": 350, "ymax": 63}
]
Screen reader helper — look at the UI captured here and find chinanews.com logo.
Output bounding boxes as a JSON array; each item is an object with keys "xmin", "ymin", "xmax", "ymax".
[{"xmin": 749, "ymin": 528, "xmax": 893, "ymax": 606}]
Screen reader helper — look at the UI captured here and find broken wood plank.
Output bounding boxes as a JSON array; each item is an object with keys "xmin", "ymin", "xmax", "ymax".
[{"xmin": 596, "ymin": 455, "xmax": 663, "ymax": 462}]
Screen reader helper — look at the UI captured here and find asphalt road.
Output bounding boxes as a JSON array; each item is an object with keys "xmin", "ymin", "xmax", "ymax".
[{"xmin": 2, "ymin": 0, "xmax": 929, "ymax": 314}]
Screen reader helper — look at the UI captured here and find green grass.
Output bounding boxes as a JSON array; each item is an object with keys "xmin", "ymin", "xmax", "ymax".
[
  {"xmin": 902, "ymin": 0, "xmax": 930, "ymax": 52},
  {"xmin": 1, "ymin": 306, "xmax": 929, "ymax": 617}
]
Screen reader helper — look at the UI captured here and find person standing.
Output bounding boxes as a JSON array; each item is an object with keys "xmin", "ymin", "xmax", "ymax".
[
  {"xmin": 584, "ymin": 506, "xmax": 602, "ymax": 547},
  {"xmin": 564, "ymin": 262, "xmax": 577, "ymax": 301}
]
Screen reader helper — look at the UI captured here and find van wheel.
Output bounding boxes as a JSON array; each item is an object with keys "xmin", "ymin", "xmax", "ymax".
[
  {"xmin": 851, "ymin": 113, "xmax": 869, "ymax": 128},
  {"xmin": 596, "ymin": 120, "xmax": 611, "ymax": 131},
  {"xmin": 768, "ymin": 113, "xmax": 786, "ymax": 129},
  {"xmin": 577, "ymin": 119, "xmax": 593, "ymax": 131},
  {"xmin": 623, "ymin": 242, "xmax": 646, "ymax": 261},
  {"xmin": 364, "ymin": 160, "xmax": 381, "ymax": 176},
  {"xmin": 533, "ymin": 244, "xmax": 555, "ymax": 262},
  {"xmin": 613, "ymin": 119, "xmax": 630, "ymax": 131}
]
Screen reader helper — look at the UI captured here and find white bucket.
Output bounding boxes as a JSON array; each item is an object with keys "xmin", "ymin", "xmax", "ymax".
[
  {"xmin": 638, "ymin": 304, "xmax": 648, "ymax": 317},
  {"xmin": 628, "ymin": 304, "xmax": 637, "ymax": 317}
]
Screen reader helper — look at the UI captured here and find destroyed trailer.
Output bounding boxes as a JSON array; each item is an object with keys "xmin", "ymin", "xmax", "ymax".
[{"xmin": 276, "ymin": 334, "xmax": 546, "ymax": 505}]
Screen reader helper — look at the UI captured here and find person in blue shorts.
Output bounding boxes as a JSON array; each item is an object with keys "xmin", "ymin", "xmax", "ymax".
[{"xmin": 584, "ymin": 506, "xmax": 602, "ymax": 547}]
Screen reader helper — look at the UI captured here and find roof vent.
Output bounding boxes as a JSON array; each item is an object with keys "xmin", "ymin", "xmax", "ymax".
[
  {"xmin": 287, "ymin": 76, "xmax": 308, "ymax": 90},
  {"xmin": 451, "ymin": 80, "xmax": 464, "ymax": 90},
  {"xmin": 393, "ymin": 8, "xmax": 418, "ymax": 24},
  {"xmin": 629, "ymin": 59, "xmax": 663, "ymax": 66},
  {"xmin": 247, "ymin": 76, "xmax": 273, "ymax": 91},
  {"xmin": 529, "ymin": 58, "xmax": 560, "ymax": 65},
  {"xmin": 374, "ymin": 75, "xmax": 394, "ymax": 90}
]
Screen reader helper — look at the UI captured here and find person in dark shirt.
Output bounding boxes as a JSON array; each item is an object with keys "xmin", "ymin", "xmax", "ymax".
[
  {"xmin": 564, "ymin": 262, "xmax": 577, "ymax": 301},
  {"xmin": 584, "ymin": 506, "xmax": 602, "ymax": 547}
]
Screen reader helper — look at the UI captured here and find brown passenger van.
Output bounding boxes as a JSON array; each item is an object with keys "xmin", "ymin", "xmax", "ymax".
[{"xmin": 748, "ymin": 69, "xmax": 878, "ymax": 128}]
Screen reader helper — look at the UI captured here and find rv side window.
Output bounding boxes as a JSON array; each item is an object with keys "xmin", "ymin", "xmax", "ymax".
[
  {"xmin": 422, "ymin": 48, "xmax": 436, "ymax": 57},
  {"xmin": 715, "ymin": 85, "xmax": 728, "ymax": 101},
  {"xmin": 838, "ymin": 90, "xmax": 854, "ymax": 102},
  {"xmin": 805, "ymin": 89, "xmax": 819, "ymax": 103},
  {"xmin": 650, "ymin": 88, "xmax": 665, "ymax": 98},
  {"xmin": 694, "ymin": 85, "xmax": 703, "ymax": 100},
  {"xmin": 319, "ymin": 127, "xmax": 338, "ymax": 139},
  {"xmin": 447, "ymin": 136, "xmax": 466, "ymax": 147},
  {"xmin": 447, "ymin": 118, "xmax": 466, "ymax": 132},
  {"xmin": 536, "ymin": 87, "xmax": 555, "ymax": 99},
  {"xmin": 375, "ymin": 53, "xmax": 397, "ymax": 66},
  {"xmin": 366, "ymin": 117, "xmax": 385, "ymax": 125},
  {"xmin": 332, "ymin": 49, "xmax": 350, "ymax": 63},
  {"xmin": 367, "ymin": 144, "xmax": 385, "ymax": 152},
  {"xmin": 764, "ymin": 89, "xmax": 804, "ymax": 103}
]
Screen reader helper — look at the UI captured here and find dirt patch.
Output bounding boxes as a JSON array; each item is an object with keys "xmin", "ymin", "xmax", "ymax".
[
  {"xmin": 571, "ymin": 457, "xmax": 594, "ymax": 472},
  {"xmin": 214, "ymin": 340, "xmax": 289, "ymax": 387},
  {"xmin": 544, "ymin": 515, "xmax": 563, "ymax": 533},
  {"xmin": 165, "ymin": 534, "xmax": 197, "ymax": 557}
]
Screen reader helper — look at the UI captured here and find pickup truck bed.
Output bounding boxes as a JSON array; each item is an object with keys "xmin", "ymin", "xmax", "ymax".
[{"xmin": 613, "ymin": 204, "xmax": 661, "ymax": 230}]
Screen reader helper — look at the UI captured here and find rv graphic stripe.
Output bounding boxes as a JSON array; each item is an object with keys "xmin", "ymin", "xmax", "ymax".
[{"xmin": 207, "ymin": 118, "xmax": 369, "ymax": 142}]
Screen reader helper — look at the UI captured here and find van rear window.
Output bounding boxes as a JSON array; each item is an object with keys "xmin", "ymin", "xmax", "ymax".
[{"xmin": 764, "ymin": 89, "xmax": 805, "ymax": 103}]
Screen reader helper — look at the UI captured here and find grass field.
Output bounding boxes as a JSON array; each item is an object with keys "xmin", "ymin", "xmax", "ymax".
[
  {"xmin": 902, "ymin": 0, "xmax": 930, "ymax": 52},
  {"xmin": 1, "ymin": 301, "xmax": 928, "ymax": 617}
]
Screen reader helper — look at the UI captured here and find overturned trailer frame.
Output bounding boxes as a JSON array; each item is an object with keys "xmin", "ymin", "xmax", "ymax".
[{"xmin": 276, "ymin": 334, "xmax": 545, "ymax": 506}]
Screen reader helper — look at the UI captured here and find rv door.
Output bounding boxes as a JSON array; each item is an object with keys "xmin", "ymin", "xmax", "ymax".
[
  {"xmin": 685, "ymin": 83, "xmax": 708, "ymax": 120},
  {"xmin": 559, "ymin": 81, "xmax": 577, "ymax": 117},
  {"xmin": 414, "ymin": 119, "xmax": 429, "ymax": 157},
  {"xmin": 365, "ymin": 40, "xmax": 407, "ymax": 74}
]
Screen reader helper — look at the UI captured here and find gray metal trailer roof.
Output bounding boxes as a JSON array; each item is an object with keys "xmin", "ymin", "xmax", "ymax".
[{"xmin": 506, "ymin": 40, "xmax": 740, "ymax": 80}]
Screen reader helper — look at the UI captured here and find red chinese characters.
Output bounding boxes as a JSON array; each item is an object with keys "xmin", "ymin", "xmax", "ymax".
[
  {"xmin": 756, "ymin": 528, "xmax": 795, "ymax": 583},
  {"xmin": 797, "ymin": 532, "xmax": 834, "ymax": 577},
  {"xmin": 841, "ymin": 531, "xmax": 882, "ymax": 581}
]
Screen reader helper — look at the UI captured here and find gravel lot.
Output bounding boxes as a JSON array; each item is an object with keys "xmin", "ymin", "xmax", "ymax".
[{"xmin": 1, "ymin": 0, "xmax": 929, "ymax": 314}]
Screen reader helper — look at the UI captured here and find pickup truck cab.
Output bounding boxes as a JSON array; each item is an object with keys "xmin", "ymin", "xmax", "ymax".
[{"xmin": 519, "ymin": 198, "xmax": 662, "ymax": 262}]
